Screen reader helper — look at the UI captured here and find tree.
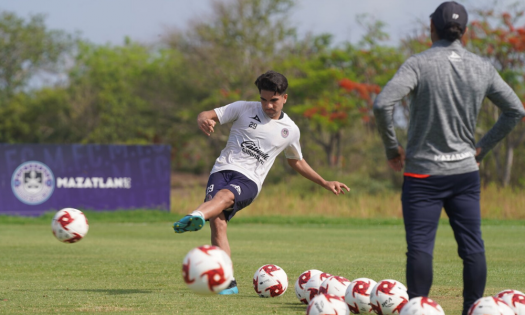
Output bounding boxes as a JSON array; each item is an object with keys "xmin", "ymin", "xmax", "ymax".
[
  {"xmin": 284, "ymin": 17, "xmax": 404, "ymax": 169},
  {"xmin": 0, "ymin": 11, "xmax": 73, "ymax": 103},
  {"xmin": 161, "ymin": 0, "xmax": 298, "ymax": 164}
]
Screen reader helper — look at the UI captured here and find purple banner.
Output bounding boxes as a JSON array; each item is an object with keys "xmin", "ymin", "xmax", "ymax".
[{"xmin": 0, "ymin": 144, "xmax": 171, "ymax": 216}]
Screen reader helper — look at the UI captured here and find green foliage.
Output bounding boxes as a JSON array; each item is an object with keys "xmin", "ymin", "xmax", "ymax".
[
  {"xmin": 1, "ymin": 1, "xmax": 524, "ymax": 187},
  {"xmin": 0, "ymin": 11, "xmax": 74, "ymax": 103},
  {"xmin": 0, "ymin": 88, "xmax": 71, "ymax": 142},
  {"xmin": 67, "ymin": 42, "xmax": 162, "ymax": 144}
]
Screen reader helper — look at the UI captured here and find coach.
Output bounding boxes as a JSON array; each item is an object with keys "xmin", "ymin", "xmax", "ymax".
[{"xmin": 373, "ymin": 1, "xmax": 525, "ymax": 314}]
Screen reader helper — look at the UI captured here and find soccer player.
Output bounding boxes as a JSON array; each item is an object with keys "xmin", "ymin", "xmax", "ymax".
[
  {"xmin": 174, "ymin": 70, "xmax": 350, "ymax": 294},
  {"xmin": 373, "ymin": 2, "xmax": 525, "ymax": 314}
]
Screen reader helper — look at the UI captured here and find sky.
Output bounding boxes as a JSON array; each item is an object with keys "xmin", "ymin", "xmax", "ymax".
[{"xmin": 0, "ymin": 0, "xmax": 520, "ymax": 47}]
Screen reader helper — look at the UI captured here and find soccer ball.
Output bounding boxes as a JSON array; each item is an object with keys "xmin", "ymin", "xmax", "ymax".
[
  {"xmin": 51, "ymin": 208, "xmax": 89, "ymax": 243},
  {"xmin": 319, "ymin": 276, "xmax": 351, "ymax": 300},
  {"xmin": 400, "ymin": 297, "xmax": 445, "ymax": 315},
  {"xmin": 295, "ymin": 269, "xmax": 323, "ymax": 304},
  {"xmin": 369, "ymin": 279, "xmax": 408, "ymax": 315},
  {"xmin": 496, "ymin": 292, "xmax": 525, "ymax": 315},
  {"xmin": 495, "ymin": 289, "xmax": 525, "ymax": 298},
  {"xmin": 253, "ymin": 264, "xmax": 288, "ymax": 298},
  {"xmin": 345, "ymin": 278, "xmax": 377, "ymax": 314},
  {"xmin": 307, "ymin": 294, "xmax": 350, "ymax": 315},
  {"xmin": 468, "ymin": 296, "xmax": 514, "ymax": 315},
  {"xmin": 181, "ymin": 245, "xmax": 234, "ymax": 295},
  {"xmin": 303, "ymin": 272, "xmax": 333, "ymax": 303}
]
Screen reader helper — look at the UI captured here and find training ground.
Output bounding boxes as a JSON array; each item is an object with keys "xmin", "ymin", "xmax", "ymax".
[{"xmin": 1, "ymin": 212, "xmax": 524, "ymax": 314}]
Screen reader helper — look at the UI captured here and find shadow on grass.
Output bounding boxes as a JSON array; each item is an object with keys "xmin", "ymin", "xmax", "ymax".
[{"xmin": 51, "ymin": 289, "xmax": 153, "ymax": 295}]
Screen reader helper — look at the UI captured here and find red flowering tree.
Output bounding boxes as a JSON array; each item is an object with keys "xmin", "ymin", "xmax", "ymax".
[
  {"xmin": 286, "ymin": 20, "xmax": 404, "ymax": 169},
  {"xmin": 293, "ymin": 78, "xmax": 381, "ymax": 167}
]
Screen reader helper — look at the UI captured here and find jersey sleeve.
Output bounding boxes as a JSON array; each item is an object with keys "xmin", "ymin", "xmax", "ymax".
[
  {"xmin": 214, "ymin": 101, "xmax": 247, "ymax": 125},
  {"xmin": 284, "ymin": 126, "xmax": 303, "ymax": 160},
  {"xmin": 373, "ymin": 56, "xmax": 419, "ymax": 159}
]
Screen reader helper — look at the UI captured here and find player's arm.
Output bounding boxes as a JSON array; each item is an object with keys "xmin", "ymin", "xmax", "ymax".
[
  {"xmin": 197, "ymin": 110, "xmax": 219, "ymax": 136},
  {"xmin": 287, "ymin": 158, "xmax": 350, "ymax": 195}
]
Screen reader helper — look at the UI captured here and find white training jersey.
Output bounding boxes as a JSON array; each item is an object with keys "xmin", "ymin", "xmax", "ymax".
[{"xmin": 211, "ymin": 101, "xmax": 303, "ymax": 194}]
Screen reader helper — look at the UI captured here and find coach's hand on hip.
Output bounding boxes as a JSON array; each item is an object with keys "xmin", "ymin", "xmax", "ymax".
[{"xmin": 388, "ymin": 146, "xmax": 405, "ymax": 172}]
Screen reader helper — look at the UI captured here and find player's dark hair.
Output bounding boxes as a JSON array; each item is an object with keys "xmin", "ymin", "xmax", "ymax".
[
  {"xmin": 254, "ymin": 70, "xmax": 288, "ymax": 95},
  {"xmin": 435, "ymin": 23, "xmax": 465, "ymax": 41}
]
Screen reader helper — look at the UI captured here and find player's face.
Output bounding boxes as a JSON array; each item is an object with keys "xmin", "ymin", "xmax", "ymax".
[{"xmin": 260, "ymin": 89, "xmax": 287, "ymax": 120}]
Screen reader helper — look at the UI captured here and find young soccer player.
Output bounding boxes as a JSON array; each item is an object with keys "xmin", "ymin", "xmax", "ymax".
[
  {"xmin": 373, "ymin": 2, "xmax": 525, "ymax": 314},
  {"xmin": 174, "ymin": 70, "xmax": 350, "ymax": 294}
]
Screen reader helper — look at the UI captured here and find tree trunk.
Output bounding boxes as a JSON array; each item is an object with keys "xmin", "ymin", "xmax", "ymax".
[{"xmin": 502, "ymin": 141, "xmax": 513, "ymax": 187}]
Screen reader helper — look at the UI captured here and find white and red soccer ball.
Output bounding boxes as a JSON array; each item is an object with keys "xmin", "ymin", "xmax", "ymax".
[
  {"xmin": 369, "ymin": 279, "xmax": 408, "ymax": 315},
  {"xmin": 400, "ymin": 297, "xmax": 445, "ymax": 315},
  {"xmin": 307, "ymin": 293, "xmax": 351, "ymax": 315},
  {"xmin": 495, "ymin": 290, "xmax": 525, "ymax": 315},
  {"xmin": 345, "ymin": 278, "xmax": 378, "ymax": 314},
  {"xmin": 319, "ymin": 275, "xmax": 351, "ymax": 300},
  {"xmin": 302, "ymin": 272, "xmax": 333, "ymax": 303},
  {"xmin": 468, "ymin": 296, "xmax": 514, "ymax": 315},
  {"xmin": 182, "ymin": 245, "xmax": 234, "ymax": 295},
  {"xmin": 295, "ymin": 269, "xmax": 323, "ymax": 304},
  {"xmin": 253, "ymin": 264, "xmax": 288, "ymax": 298},
  {"xmin": 51, "ymin": 208, "xmax": 89, "ymax": 243},
  {"xmin": 496, "ymin": 289, "xmax": 525, "ymax": 299}
]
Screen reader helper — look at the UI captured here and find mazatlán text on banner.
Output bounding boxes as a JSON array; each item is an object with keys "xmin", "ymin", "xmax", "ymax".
[{"xmin": 0, "ymin": 144, "xmax": 171, "ymax": 216}]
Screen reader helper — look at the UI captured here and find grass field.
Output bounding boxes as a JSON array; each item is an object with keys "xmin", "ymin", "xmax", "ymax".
[
  {"xmin": 1, "ymin": 211, "xmax": 524, "ymax": 314},
  {"xmin": 171, "ymin": 177, "xmax": 525, "ymax": 220}
]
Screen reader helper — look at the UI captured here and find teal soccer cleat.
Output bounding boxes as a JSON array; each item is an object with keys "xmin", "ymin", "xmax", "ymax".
[
  {"xmin": 173, "ymin": 215, "xmax": 205, "ymax": 233},
  {"xmin": 218, "ymin": 280, "xmax": 238, "ymax": 295}
]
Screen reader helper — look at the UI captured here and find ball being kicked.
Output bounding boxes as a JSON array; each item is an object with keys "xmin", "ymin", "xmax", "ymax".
[{"xmin": 51, "ymin": 208, "xmax": 89, "ymax": 243}]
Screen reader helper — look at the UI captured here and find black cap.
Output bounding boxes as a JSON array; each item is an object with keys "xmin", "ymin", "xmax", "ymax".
[{"xmin": 430, "ymin": 1, "xmax": 468, "ymax": 31}]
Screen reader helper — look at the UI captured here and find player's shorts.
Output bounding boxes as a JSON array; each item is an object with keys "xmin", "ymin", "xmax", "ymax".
[{"xmin": 204, "ymin": 170, "xmax": 259, "ymax": 221}]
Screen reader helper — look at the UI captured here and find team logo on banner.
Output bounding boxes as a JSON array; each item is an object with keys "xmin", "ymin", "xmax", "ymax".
[{"xmin": 11, "ymin": 161, "xmax": 55, "ymax": 205}]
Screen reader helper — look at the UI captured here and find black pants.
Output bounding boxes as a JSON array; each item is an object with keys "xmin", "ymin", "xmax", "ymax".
[{"xmin": 402, "ymin": 171, "xmax": 486, "ymax": 315}]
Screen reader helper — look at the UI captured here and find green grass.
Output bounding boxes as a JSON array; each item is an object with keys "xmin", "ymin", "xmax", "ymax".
[{"xmin": 1, "ymin": 211, "xmax": 524, "ymax": 314}]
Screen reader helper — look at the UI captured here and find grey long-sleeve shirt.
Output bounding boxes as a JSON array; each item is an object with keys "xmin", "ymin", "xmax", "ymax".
[{"xmin": 373, "ymin": 39, "xmax": 525, "ymax": 176}]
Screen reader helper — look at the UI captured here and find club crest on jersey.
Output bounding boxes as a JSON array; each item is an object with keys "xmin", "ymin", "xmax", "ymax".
[
  {"xmin": 281, "ymin": 128, "xmax": 289, "ymax": 138},
  {"xmin": 250, "ymin": 115, "xmax": 261, "ymax": 123}
]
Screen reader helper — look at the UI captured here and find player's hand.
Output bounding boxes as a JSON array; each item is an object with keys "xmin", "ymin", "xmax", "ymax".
[
  {"xmin": 324, "ymin": 181, "xmax": 350, "ymax": 195},
  {"xmin": 198, "ymin": 118, "xmax": 216, "ymax": 136},
  {"xmin": 387, "ymin": 146, "xmax": 405, "ymax": 172}
]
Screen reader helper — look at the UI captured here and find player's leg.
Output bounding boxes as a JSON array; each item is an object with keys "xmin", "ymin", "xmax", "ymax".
[
  {"xmin": 173, "ymin": 191, "xmax": 233, "ymax": 233},
  {"xmin": 210, "ymin": 211, "xmax": 230, "ymax": 256},
  {"xmin": 196, "ymin": 189, "xmax": 235, "ymax": 221},
  {"xmin": 443, "ymin": 171, "xmax": 485, "ymax": 315},
  {"xmin": 402, "ymin": 175, "xmax": 446, "ymax": 299},
  {"xmin": 213, "ymin": 171, "xmax": 258, "ymax": 294},
  {"xmin": 209, "ymin": 211, "xmax": 239, "ymax": 295},
  {"xmin": 174, "ymin": 172, "xmax": 234, "ymax": 233}
]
